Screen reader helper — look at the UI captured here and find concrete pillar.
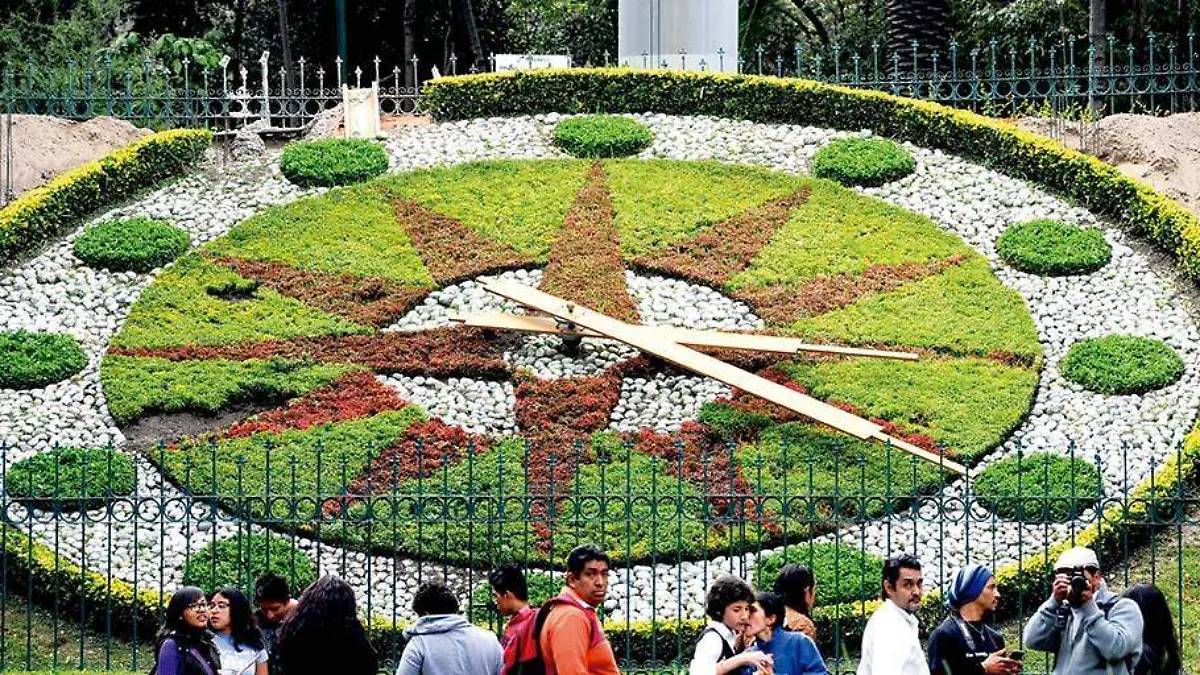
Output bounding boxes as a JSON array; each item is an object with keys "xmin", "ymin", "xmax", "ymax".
[{"xmin": 618, "ymin": 0, "xmax": 738, "ymax": 73}]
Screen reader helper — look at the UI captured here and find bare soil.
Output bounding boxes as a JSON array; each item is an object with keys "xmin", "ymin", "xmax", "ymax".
[{"xmin": 2, "ymin": 115, "xmax": 151, "ymax": 197}]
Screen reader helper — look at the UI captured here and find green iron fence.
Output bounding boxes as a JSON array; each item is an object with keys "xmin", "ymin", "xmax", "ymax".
[{"xmin": 0, "ymin": 437, "xmax": 1197, "ymax": 673}]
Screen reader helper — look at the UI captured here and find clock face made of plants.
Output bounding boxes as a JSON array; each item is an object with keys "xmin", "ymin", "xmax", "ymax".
[{"xmin": 101, "ymin": 158, "xmax": 1042, "ymax": 563}]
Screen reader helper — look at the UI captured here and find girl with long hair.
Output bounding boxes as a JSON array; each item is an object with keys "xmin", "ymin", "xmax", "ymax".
[
  {"xmin": 152, "ymin": 586, "xmax": 222, "ymax": 675},
  {"xmin": 1124, "ymin": 583, "xmax": 1183, "ymax": 675},
  {"xmin": 274, "ymin": 575, "xmax": 378, "ymax": 675},
  {"xmin": 208, "ymin": 586, "xmax": 268, "ymax": 675},
  {"xmin": 772, "ymin": 563, "xmax": 818, "ymax": 639}
]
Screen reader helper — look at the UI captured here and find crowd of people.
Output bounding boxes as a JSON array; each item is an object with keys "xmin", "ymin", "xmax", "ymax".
[{"xmin": 148, "ymin": 544, "xmax": 1184, "ymax": 675}]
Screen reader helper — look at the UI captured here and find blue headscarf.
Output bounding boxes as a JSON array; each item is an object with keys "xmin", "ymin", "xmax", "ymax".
[{"xmin": 946, "ymin": 564, "xmax": 993, "ymax": 609}]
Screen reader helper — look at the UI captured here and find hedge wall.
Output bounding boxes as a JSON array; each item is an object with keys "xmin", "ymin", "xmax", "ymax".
[
  {"xmin": 0, "ymin": 129, "xmax": 212, "ymax": 265},
  {"xmin": 423, "ymin": 69, "xmax": 1200, "ymax": 280}
]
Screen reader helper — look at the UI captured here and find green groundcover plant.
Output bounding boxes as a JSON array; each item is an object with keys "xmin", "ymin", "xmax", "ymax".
[
  {"xmin": 0, "ymin": 330, "xmax": 88, "ymax": 389},
  {"xmin": 1060, "ymin": 335, "xmax": 1185, "ymax": 395},
  {"xmin": 280, "ymin": 138, "xmax": 390, "ymax": 187},
  {"xmin": 973, "ymin": 452, "xmax": 1101, "ymax": 522},
  {"xmin": 182, "ymin": 532, "xmax": 316, "ymax": 595},
  {"xmin": 73, "ymin": 217, "xmax": 190, "ymax": 273},
  {"xmin": 553, "ymin": 115, "xmax": 654, "ymax": 158},
  {"xmin": 754, "ymin": 542, "xmax": 885, "ymax": 606},
  {"xmin": 809, "ymin": 137, "xmax": 916, "ymax": 187},
  {"xmin": 996, "ymin": 219, "xmax": 1112, "ymax": 276},
  {"xmin": 6, "ymin": 447, "xmax": 136, "ymax": 511},
  {"xmin": 467, "ymin": 570, "xmax": 562, "ymax": 621}
]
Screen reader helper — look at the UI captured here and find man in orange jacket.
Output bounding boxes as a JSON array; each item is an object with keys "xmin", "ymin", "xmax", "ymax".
[{"xmin": 538, "ymin": 545, "xmax": 621, "ymax": 675}]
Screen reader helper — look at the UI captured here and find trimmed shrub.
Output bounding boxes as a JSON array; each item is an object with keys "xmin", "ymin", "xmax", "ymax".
[
  {"xmin": 73, "ymin": 217, "xmax": 190, "ymax": 273},
  {"xmin": 0, "ymin": 331, "xmax": 88, "ymax": 389},
  {"xmin": 809, "ymin": 137, "xmax": 916, "ymax": 187},
  {"xmin": 279, "ymin": 139, "xmax": 389, "ymax": 187},
  {"xmin": 467, "ymin": 570, "xmax": 561, "ymax": 621},
  {"xmin": 6, "ymin": 447, "xmax": 136, "ymax": 510},
  {"xmin": 997, "ymin": 219, "xmax": 1112, "ymax": 276},
  {"xmin": 552, "ymin": 115, "xmax": 653, "ymax": 158},
  {"xmin": 973, "ymin": 452, "xmax": 1101, "ymax": 522},
  {"xmin": 0, "ymin": 129, "xmax": 211, "ymax": 265},
  {"xmin": 182, "ymin": 533, "xmax": 316, "ymax": 595},
  {"xmin": 754, "ymin": 542, "xmax": 885, "ymax": 607},
  {"xmin": 1060, "ymin": 335, "xmax": 1184, "ymax": 395}
]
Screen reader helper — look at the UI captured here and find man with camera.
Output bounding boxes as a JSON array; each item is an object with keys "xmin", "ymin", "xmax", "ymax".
[{"xmin": 1022, "ymin": 547, "xmax": 1144, "ymax": 675}]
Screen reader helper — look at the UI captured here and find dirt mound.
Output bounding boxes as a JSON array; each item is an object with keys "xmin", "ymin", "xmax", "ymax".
[
  {"xmin": 2, "ymin": 115, "xmax": 151, "ymax": 198},
  {"xmin": 1016, "ymin": 113, "xmax": 1200, "ymax": 217}
]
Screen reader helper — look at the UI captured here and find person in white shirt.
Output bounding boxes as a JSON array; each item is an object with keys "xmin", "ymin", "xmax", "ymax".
[
  {"xmin": 858, "ymin": 553, "xmax": 930, "ymax": 675},
  {"xmin": 690, "ymin": 575, "xmax": 773, "ymax": 675},
  {"xmin": 208, "ymin": 586, "xmax": 269, "ymax": 675}
]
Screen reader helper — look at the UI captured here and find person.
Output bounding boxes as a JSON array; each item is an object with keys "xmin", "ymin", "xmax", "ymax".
[
  {"xmin": 857, "ymin": 553, "xmax": 929, "ymax": 675},
  {"xmin": 537, "ymin": 544, "xmax": 620, "ymax": 675},
  {"xmin": 274, "ymin": 575, "xmax": 378, "ymax": 675},
  {"xmin": 1123, "ymin": 583, "xmax": 1182, "ymax": 675},
  {"xmin": 396, "ymin": 579, "xmax": 503, "ymax": 675},
  {"xmin": 773, "ymin": 563, "xmax": 818, "ymax": 640},
  {"xmin": 1022, "ymin": 546, "xmax": 1144, "ymax": 675},
  {"xmin": 253, "ymin": 573, "xmax": 297, "ymax": 664},
  {"xmin": 208, "ymin": 586, "xmax": 269, "ymax": 675},
  {"xmin": 926, "ymin": 564, "xmax": 1020, "ymax": 675},
  {"xmin": 488, "ymin": 563, "xmax": 538, "ymax": 675},
  {"xmin": 690, "ymin": 575, "xmax": 772, "ymax": 675},
  {"xmin": 741, "ymin": 591, "xmax": 826, "ymax": 675},
  {"xmin": 151, "ymin": 586, "xmax": 222, "ymax": 675}
]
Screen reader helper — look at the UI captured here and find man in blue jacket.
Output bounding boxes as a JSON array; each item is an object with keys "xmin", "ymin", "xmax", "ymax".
[
  {"xmin": 397, "ymin": 580, "xmax": 503, "ymax": 675},
  {"xmin": 1022, "ymin": 547, "xmax": 1143, "ymax": 675}
]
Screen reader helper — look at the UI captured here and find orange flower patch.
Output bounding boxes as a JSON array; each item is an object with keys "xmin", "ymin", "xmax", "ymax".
[{"xmin": 223, "ymin": 371, "xmax": 412, "ymax": 438}]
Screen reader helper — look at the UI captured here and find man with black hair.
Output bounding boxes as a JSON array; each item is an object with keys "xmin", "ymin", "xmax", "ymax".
[
  {"xmin": 489, "ymin": 564, "xmax": 537, "ymax": 675},
  {"xmin": 538, "ymin": 544, "xmax": 620, "ymax": 675},
  {"xmin": 253, "ymin": 572, "xmax": 298, "ymax": 671},
  {"xmin": 927, "ymin": 564, "xmax": 1020, "ymax": 675},
  {"xmin": 690, "ymin": 575, "xmax": 772, "ymax": 675},
  {"xmin": 858, "ymin": 553, "xmax": 929, "ymax": 675},
  {"xmin": 397, "ymin": 580, "xmax": 502, "ymax": 675}
]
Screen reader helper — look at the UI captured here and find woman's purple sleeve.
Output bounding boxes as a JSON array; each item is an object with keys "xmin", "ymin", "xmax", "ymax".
[{"xmin": 157, "ymin": 639, "xmax": 181, "ymax": 675}]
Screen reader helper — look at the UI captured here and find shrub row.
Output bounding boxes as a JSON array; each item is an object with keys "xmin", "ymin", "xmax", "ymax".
[
  {"xmin": 0, "ymin": 129, "xmax": 211, "ymax": 265},
  {"xmin": 423, "ymin": 69, "xmax": 1200, "ymax": 281}
]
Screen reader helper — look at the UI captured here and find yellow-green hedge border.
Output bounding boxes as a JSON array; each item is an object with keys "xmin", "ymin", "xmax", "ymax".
[
  {"xmin": 0, "ymin": 128, "xmax": 212, "ymax": 266},
  {"xmin": 423, "ymin": 69, "xmax": 1200, "ymax": 279}
]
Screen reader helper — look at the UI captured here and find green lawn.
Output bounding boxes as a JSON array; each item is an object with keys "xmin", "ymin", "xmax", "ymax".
[{"xmin": 0, "ymin": 590, "xmax": 151, "ymax": 673}]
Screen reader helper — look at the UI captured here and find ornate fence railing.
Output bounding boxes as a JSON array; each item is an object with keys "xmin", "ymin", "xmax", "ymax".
[{"xmin": 0, "ymin": 438, "xmax": 1196, "ymax": 673}]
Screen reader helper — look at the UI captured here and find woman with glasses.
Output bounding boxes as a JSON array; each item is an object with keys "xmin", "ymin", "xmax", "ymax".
[
  {"xmin": 151, "ymin": 587, "xmax": 222, "ymax": 675},
  {"xmin": 208, "ymin": 587, "xmax": 268, "ymax": 675}
]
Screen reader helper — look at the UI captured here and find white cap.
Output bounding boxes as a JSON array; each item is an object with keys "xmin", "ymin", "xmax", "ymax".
[{"xmin": 1054, "ymin": 546, "xmax": 1099, "ymax": 570}]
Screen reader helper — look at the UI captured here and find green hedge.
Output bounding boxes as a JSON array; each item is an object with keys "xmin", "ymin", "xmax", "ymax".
[
  {"xmin": 0, "ymin": 129, "xmax": 211, "ymax": 265},
  {"xmin": 0, "ymin": 330, "xmax": 88, "ymax": 389},
  {"xmin": 73, "ymin": 217, "xmax": 190, "ymax": 273},
  {"xmin": 996, "ymin": 219, "xmax": 1112, "ymax": 276},
  {"xmin": 1060, "ymin": 335, "xmax": 1185, "ymax": 395},
  {"xmin": 279, "ymin": 139, "xmax": 390, "ymax": 187},
  {"xmin": 6, "ymin": 447, "xmax": 137, "ymax": 511},
  {"xmin": 423, "ymin": 69, "xmax": 1200, "ymax": 281},
  {"xmin": 181, "ymin": 532, "xmax": 316, "ymax": 595},
  {"xmin": 973, "ymin": 452, "xmax": 1102, "ymax": 522},
  {"xmin": 552, "ymin": 115, "xmax": 653, "ymax": 158},
  {"xmin": 809, "ymin": 137, "xmax": 916, "ymax": 187}
]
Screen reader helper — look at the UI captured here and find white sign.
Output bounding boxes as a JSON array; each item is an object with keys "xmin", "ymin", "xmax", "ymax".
[{"xmin": 494, "ymin": 54, "xmax": 573, "ymax": 72}]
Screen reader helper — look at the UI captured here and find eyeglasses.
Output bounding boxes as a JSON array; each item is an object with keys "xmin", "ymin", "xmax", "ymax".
[
  {"xmin": 210, "ymin": 602, "xmax": 231, "ymax": 610},
  {"xmin": 188, "ymin": 602, "xmax": 211, "ymax": 612}
]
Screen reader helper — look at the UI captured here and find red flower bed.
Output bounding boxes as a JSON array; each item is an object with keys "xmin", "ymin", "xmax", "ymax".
[
  {"xmin": 224, "ymin": 371, "xmax": 411, "ymax": 438},
  {"xmin": 734, "ymin": 256, "xmax": 967, "ymax": 325},
  {"xmin": 634, "ymin": 188, "xmax": 810, "ymax": 287},
  {"xmin": 209, "ymin": 255, "xmax": 429, "ymax": 327},
  {"xmin": 111, "ymin": 327, "xmax": 511, "ymax": 378},
  {"xmin": 392, "ymin": 198, "xmax": 533, "ymax": 285},
  {"xmin": 540, "ymin": 162, "xmax": 640, "ymax": 323}
]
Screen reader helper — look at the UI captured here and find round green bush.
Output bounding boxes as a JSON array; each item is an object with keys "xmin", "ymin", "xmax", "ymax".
[
  {"xmin": 279, "ymin": 138, "xmax": 389, "ymax": 187},
  {"xmin": 754, "ymin": 542, "xmax": 885, "ymax": 607},
  {"xmin": 183, "ymin": 533, "xmax": 316, "ymax": 594},
  {"xmin": 0, "ymin": 331, "xmax": 87, "ymax": 389},
  {"xmin": 996, "ymin": 219, "xmax": 1112, "ymax": 276},
  {"xmin": 973, "ymin": 452, "xmax": 1101, "ymax": 522},
  {"xmin": 809, "ymin": 137, "xmax": 916, "ymax": 187},
  {"xmin": 73, "ymin": 217, "xmax": 190, "ymax": 273},
  {"xmin": 6, "ymin": 447, "xmax": 136, "ymax": 510},
  {"xmin": 1060, "ymin": 335, "xmax": 1184, "ymax": 395},
  {"xmin": 468, "ymin": 570, "xmax": 562, "ymax": 621},
  {"xmin": 552, "ymin": 115, "xmax": 654, "ymax": 158}
]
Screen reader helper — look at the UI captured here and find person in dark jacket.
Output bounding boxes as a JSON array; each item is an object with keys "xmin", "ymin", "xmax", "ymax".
[
  {"xmin": 1124, "ymin": 584, "xmax": 1182, "ymax": 675},
  {"xmin": 274, "ymin": 575, "xmax": 378, "ymax": 675},
  {"xmin": 152, "ymin": 586, "xmax": 222, "ymax": 675},
  {"xmin": 926, "ymin": 564, "xmax": 1019, "ymax": 675}
]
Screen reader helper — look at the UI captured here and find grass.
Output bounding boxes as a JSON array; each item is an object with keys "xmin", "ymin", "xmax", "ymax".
[
  {"xmin": 604, "ymin": 160, "xmax": 804, "ymax": 257},
  {"xmin": 779, "ymin": 356, "xmax": 1039, "ymax": 462},
  {"xmin": 381, "ymin": 160, "xmax": 590, "ymax": 260},
  {"xmin": 100, "ymin": 355, "xmax": 357, "ymax": 425},
  {"xmin": 205, "ymin": 186, "xmax": 433, "ymax": 285},
  {"xmin": 996, "ymin": 219, "xmax": 1112, "ymax": 276},
  {"xmin": 553, "ymin": 115, "xmax": 654, "ymax": 158},
  {"xmin": 1060, "ymin": 335, "xmax": 1185, "ymax": 395},
  {"xmin": 752, "ymin": 542, "xmax": 885, "ymax": 606},
  {"xmin": 111, "ymin": 255, "xmax": 370, "ymax": 350},
  {"xmin": 973, "ymin": 452, "xmax": 1101, "ymax": 522},
  {"xmin": 788, "ymin": 258, "xmax": 1044, "ymax": 359},
  {"xmin": 731, "ymin": 179, "xmax": 969, "ymax": 287},
  {"xmin": 0, "ymin": 590, "xmax": 151, "ymax": 673}
]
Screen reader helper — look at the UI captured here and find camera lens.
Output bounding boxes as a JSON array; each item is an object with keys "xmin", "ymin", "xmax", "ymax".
[{"xmin": 1070, "ymin": 575, "xmax": 1088, "ymax": 593}]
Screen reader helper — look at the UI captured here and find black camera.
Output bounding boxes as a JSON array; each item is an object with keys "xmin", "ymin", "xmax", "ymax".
[{"xmin": 1068, "ymin": 569, "xmax": 1090, "ymax": 594}]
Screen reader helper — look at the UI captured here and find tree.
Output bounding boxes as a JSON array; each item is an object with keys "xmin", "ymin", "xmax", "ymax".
[{"xmin": 886, "ymin": 0, "xmax": 952, "ymax": 71}]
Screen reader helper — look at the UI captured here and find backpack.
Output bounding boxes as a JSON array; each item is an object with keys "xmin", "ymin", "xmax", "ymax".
[
  {"xmin": 512, "ymin": 596, "xmax": 598, "ymax": 675},
  {"xmin": 1097, "ymin": 596, "xmax": 1145, "ymax": 675}
]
